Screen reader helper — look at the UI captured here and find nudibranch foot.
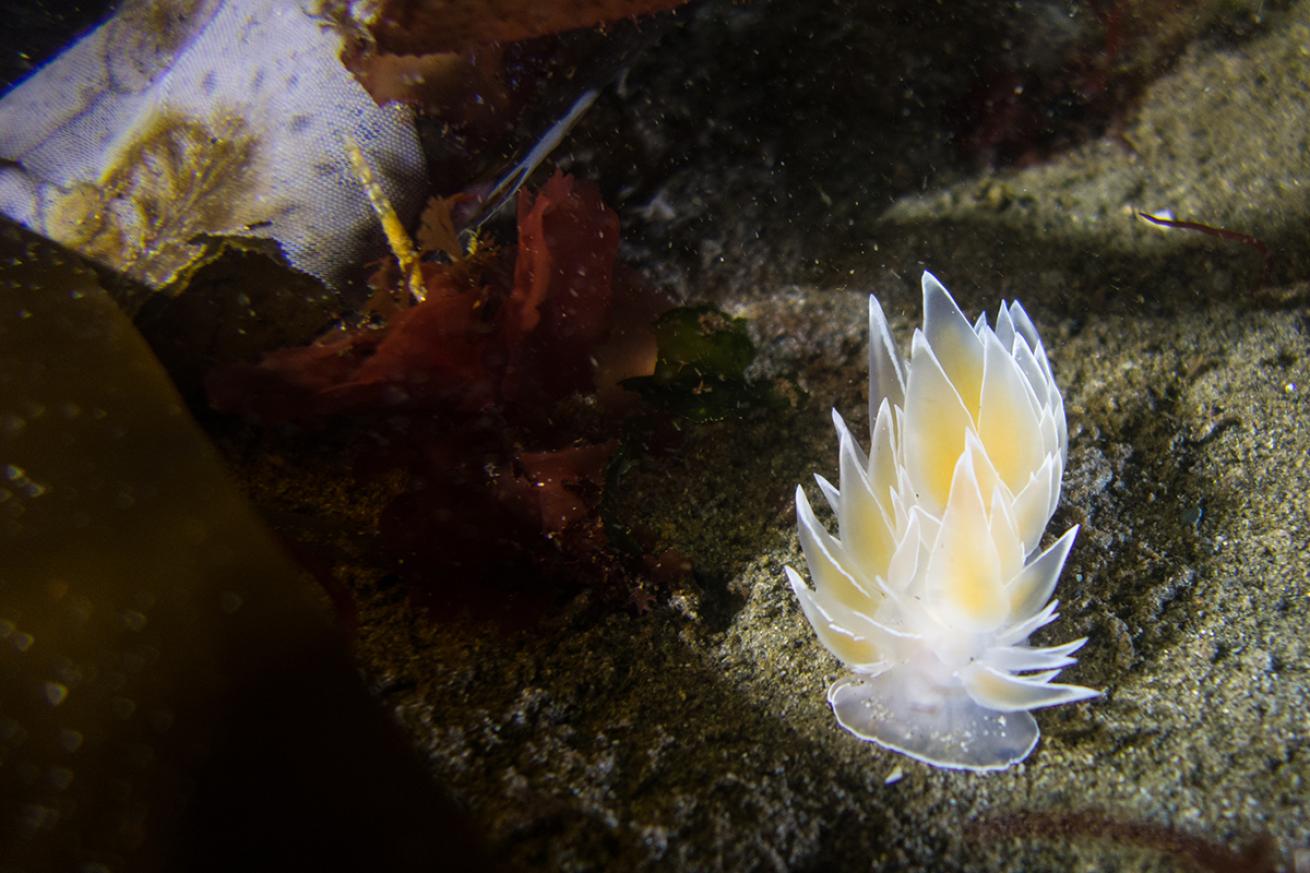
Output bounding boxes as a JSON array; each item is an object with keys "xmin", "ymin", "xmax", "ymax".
[{"xmin": 828, "ymin": 672, "xmax": 1040, "ymax": 772}]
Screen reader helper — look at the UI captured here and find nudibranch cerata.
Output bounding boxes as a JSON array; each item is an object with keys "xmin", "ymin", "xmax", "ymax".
[{"xmin": 787, "ymin": 271, "xmax": 1098, "ymax": 771}]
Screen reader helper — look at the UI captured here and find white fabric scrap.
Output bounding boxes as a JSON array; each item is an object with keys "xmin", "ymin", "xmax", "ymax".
[{"xmin": 0, "ymin": 0, "xmax": 426, "ymax": 289}]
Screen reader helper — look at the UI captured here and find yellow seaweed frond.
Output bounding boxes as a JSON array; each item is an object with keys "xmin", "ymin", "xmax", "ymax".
[{"xmin": 343, "ymin": 133, "xmax": 425, "ymax": 303}]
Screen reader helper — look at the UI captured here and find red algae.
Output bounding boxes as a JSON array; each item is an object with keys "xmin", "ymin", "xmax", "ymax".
[
  {"xmin": 504, "ymin": 170, "xmax": 622, "ymax": 404},
  {"xmin": 209, "ymin": 172, "xmax": 630, "ymax": 423},
  {"xmin": 365, "ymin": 0, "xmax": 689, "ymax": 57},
  {"xmin": 208, "ymin": 172, "xmax": 673, "ymax": 620},
  {"xmin": 971, "ymin": 810, "xmax": 1282, "ymax": 873}
]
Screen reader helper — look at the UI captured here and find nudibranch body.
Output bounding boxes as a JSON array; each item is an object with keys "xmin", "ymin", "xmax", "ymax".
[{"xmin": 788, "ymin": 272, "xmax": 1097, "ymax": 771}]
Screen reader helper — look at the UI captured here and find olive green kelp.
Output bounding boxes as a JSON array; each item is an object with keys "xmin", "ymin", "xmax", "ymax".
[{"xmin": 0, "ymin": 223, "xmax": 485, "ymax": 872}]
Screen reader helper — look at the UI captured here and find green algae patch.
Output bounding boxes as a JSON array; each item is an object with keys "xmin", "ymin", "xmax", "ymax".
[{"xmin": 623, "ymin": 305, "xmax": 778, "ymax": 423}]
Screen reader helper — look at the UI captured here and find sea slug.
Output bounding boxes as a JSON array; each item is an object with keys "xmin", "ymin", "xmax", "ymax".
[{"xmin": 787, "ymin": 271, "xmax": 1097, "ymax": 771}]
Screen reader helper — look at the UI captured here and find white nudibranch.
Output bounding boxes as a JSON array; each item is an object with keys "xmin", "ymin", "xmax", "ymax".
[{"xmin": 788, "ymin": 271, "xmax": 1098, "ymax": 771}]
